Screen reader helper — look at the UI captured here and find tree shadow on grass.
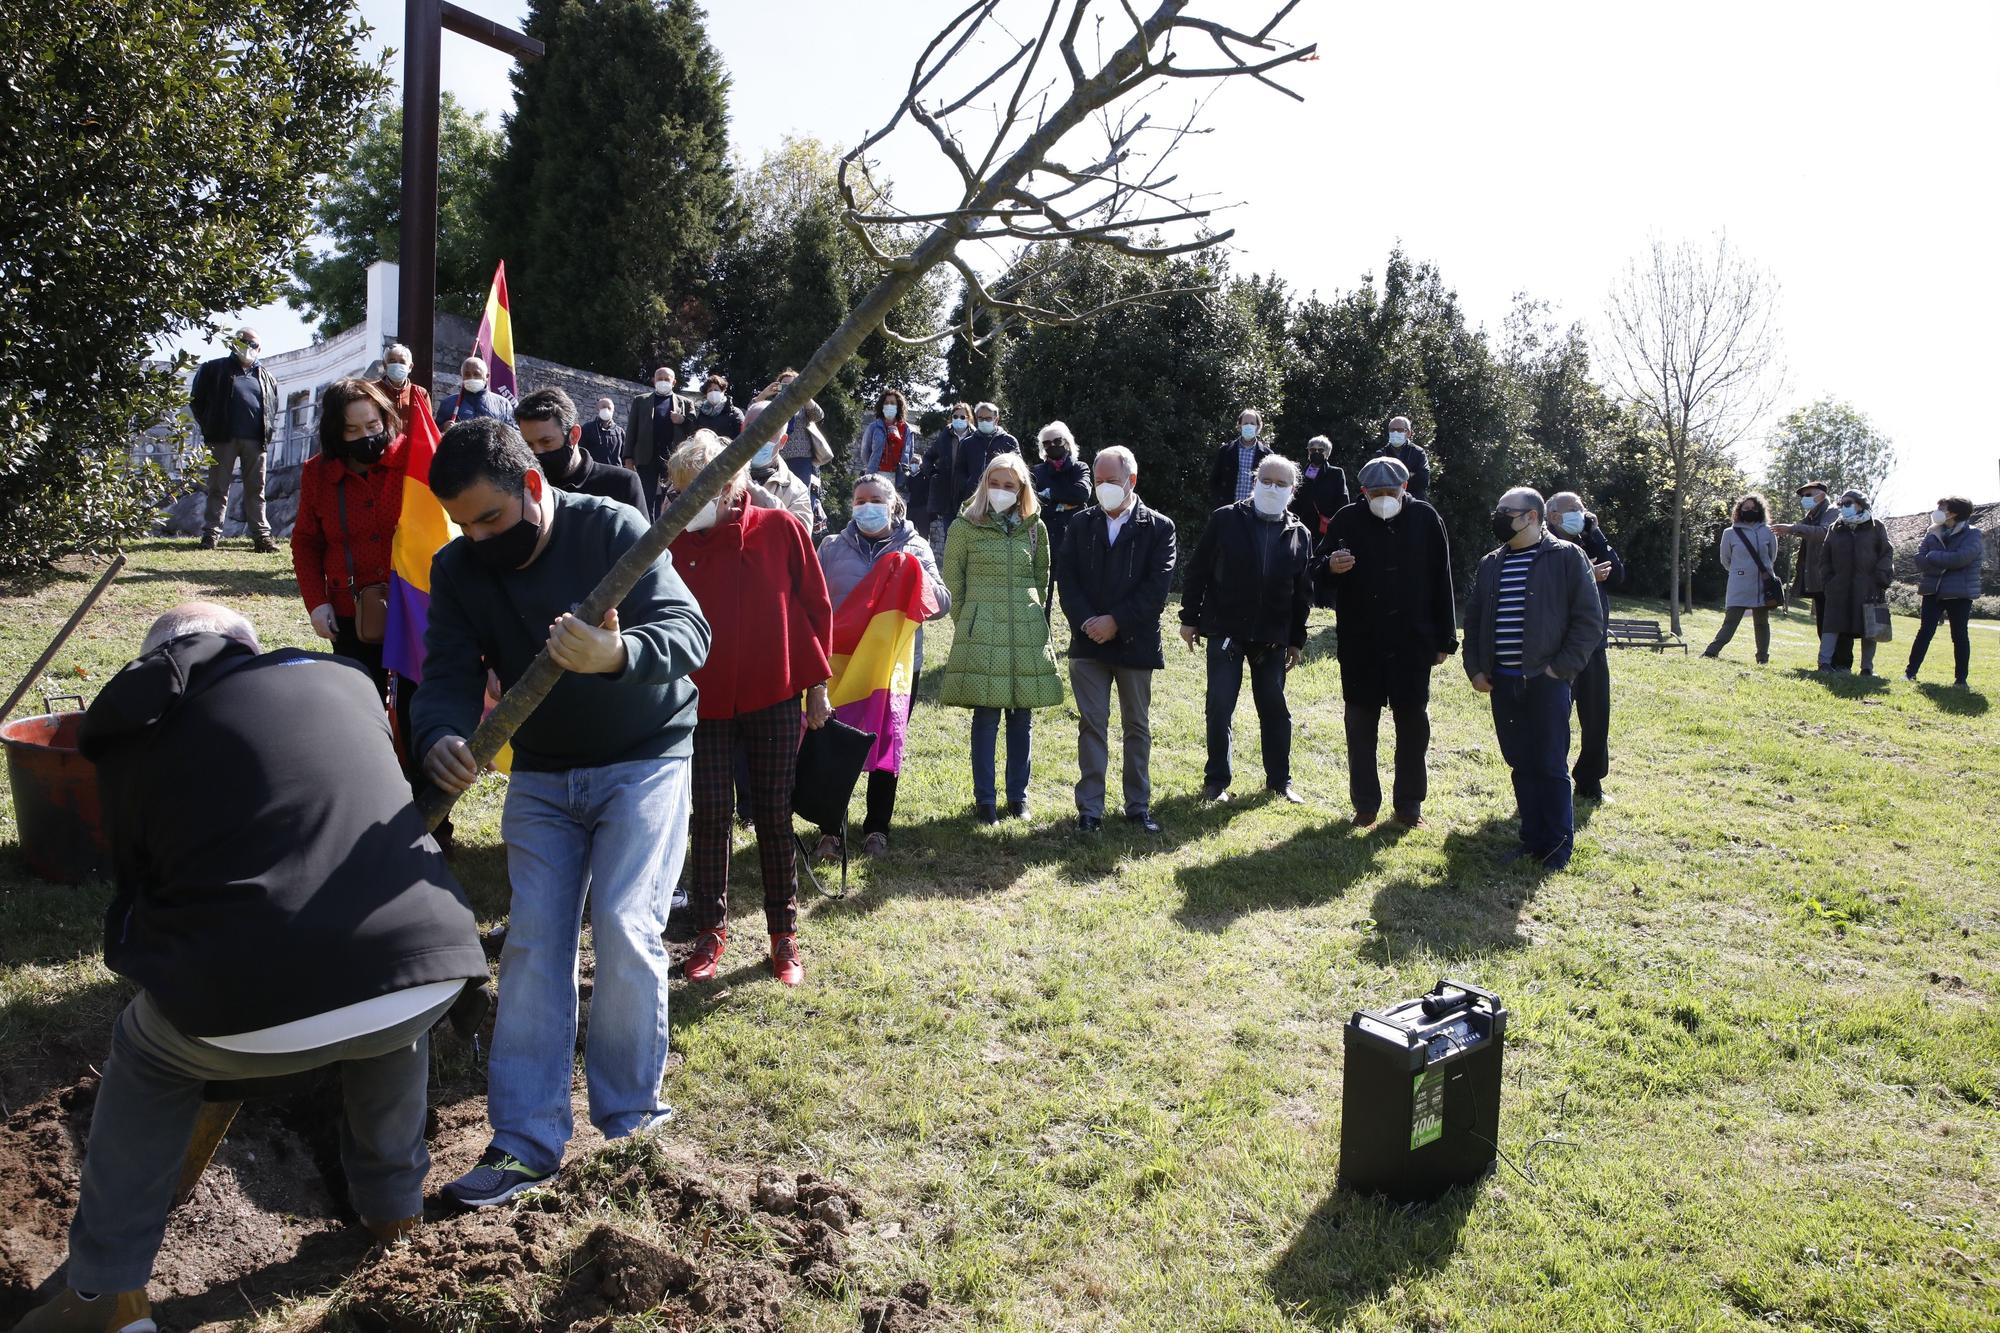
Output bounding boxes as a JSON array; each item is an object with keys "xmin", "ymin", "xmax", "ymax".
[
  {"xmin": 807, "ymin": 788, "xmax": 1249, "ymax": 919},
  {"xmin": 1171, "ymin": 817, "xmax": 1401, "ymax": 932},
  {"xmin": 1357, "ymin": 818, "xmax": 1556, "ymax": 963},
  {"xmin": 1266, "ymin": 1182, "xmax": 1478, "ymax": 1328},
  {"xmin": 1916, "ymin": 682, "xmax": 1988, "ymax": 716}
]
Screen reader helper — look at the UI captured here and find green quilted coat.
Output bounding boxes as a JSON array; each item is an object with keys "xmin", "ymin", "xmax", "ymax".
[{"xmin": 937, "ymin": 509, "xmax": 1065, "ymax": 709}]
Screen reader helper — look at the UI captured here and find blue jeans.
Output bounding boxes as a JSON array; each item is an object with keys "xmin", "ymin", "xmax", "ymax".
[
  {"xmin": 490, "ymin": 754, "xmax": 690, "ymax": 1175},
  {"xmin": 1204, "ymin": 638, "xmax": 1291, "ymax": 790},
  {"xmin": 1490, "ymin": 672, "xmax": 1574, "ymax": 867},
  {"xmin": 970, "ymin": 707, "xmax": 1032, "ymax": 806}
]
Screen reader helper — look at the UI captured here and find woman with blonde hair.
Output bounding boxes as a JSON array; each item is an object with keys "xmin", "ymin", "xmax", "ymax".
[{"xmin": 937, "ymin": 453, "xmax": 1064, "ymax": 823}]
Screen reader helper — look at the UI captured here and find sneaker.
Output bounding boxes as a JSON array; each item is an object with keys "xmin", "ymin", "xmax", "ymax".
[
  {"xmin": 975, "ymin": 804, "xmax": 999, "ymax": 825},
  {"xmin": 442, "ymin": 1148, "xmax": 552, "ymax": 1209},
  {"xmin": 769, "ymin": 932, "xmax": 802, "ymax": 987},
  {"xmin": 1007, "ymin": 799, "xmax": 1029, "ymax": 819},
  {"xmin": 813, "ymin": 834, "xmax": 843, "ymax": 863},
  {"xmin": 1903, "ymin": 672, "xmax": 1918, "ymax": 683},
  {"xmin": 682, "ymin": 928, "xmax": 726, "ymax": 982},
  {"xmin": 860, "ymin": 832, "xmax": 889, "ymax": 856},
  {"xmin": 1077, "ymin": 814, "xmax": 1103, "ymax": 833},
  {"xmin": 1200, "ymin": 782, "xmax": 1231, "ymax": 803},
  {"xmin": 13, "ymin": 1287, "xmax": 154, "ymax": 1332},
  {"xmin": 1268, "ymin": 784, "xmax": 1305, "ymax": 805}
]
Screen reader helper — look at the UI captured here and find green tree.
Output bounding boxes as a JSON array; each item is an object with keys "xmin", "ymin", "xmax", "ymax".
[
  {"xmin": 492, "ymin": 0, "xmax": 734, "ymax": 376},
  {"xmin": 286, "ymin": 93, "xmax": 502, "ymax": 337},
  {"xmin": 708, "ymin": 136, "xmax": 946, "ymax": 453},
  {"xmin": 0, "ymin": 0, "xmax": 384, "ymax": 576},
  {"xmin": 1281, "ymin": 251, "xmax": 1516, "ymax": 580},
  {"xmin": 995, "ymin": 244, "xmax": 1284, "ymax": 526},
  {"xmin": 1762, "ymin": 397, "xmax": 1897, "ymax": 507}
]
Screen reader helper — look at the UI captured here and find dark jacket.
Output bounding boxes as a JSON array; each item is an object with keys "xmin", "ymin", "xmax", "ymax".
[
  {"xmin": 914, "ymin": 427, "xmax": 962, "ymax": 517},
  {"xmin": 1180, "ymin": 500, "xmax": 1314, "ymax": 649},
  {"xmin": 188, "ymin": 353, "xmax": 279, "ymax": 447},
  {"xmin": 1789, "ymin": 499, "xmax": 1836, "ymax": 596},
  {"xmin": 1316, "ymin": 498, "xmax": 1457, "ymax": 662},
  {"xmin": 1290, "ymin": 459, "xmax": 1350, "ymax": 536},
  {"xmin": 1916, "ymin": 524, "xmax": 1983, "ymax": 599},
  {"xmin": 434, "ymin": 388, "xmax": 514, "ymax": 429},
  {"xmin": 546, "ymin": 448, "xmax": 647, "ymax": 514},
  {"xmin": 1056, "ymin": 499, "xmax": 1178, "ymax": 669},
  {"xmin": 952, "ymin": 430, "xmax": 1023, "ymax": 511},
  {"xmin": 627, "ymin": 391, "xmax": 691, "ymax": 467},
  {"xmin": 1208, "ymin": 438, "xmax": 1272, "ymax": 509},
  {"xmin": 1381, "ymin": 440, "xmax": 1432, "ymax": 500},
  {"xmin": 1462, "ymin": 533, "xmax": 1604, "ymax": 682},
  {"xmin": 79, "ymin": 635, "xmax": 485, "ymax": 1038},
  {"xmin": 1815, "ymin": 517, "xmax": 1894, "ymax": 637},
  {"xmin": 1569, "ymin": 516, "xmax": 1625, "ymax": 644},
  {"xmin": 689, "ymin": 401, "xmax": 746, "ymax": 441},
  {"xmin": 414, "ymin": 491, "xmax": 712, "ymax": 772},
  {"xmin": 580, "ymin": 417, "xmax": 626, "ymax": 467},
  {"xmin": 1033, "ymin": 454, "xmax": 1092, "ymax": 546}
]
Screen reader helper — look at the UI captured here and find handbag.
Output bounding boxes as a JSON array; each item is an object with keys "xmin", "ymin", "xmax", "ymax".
[
  {"xmin": 1863, "ymin": 601, "xmax": 1894, "ymax": 642},
  {"xmin": 790, "ymin": 716, "xmax": 878, "ymax": 900},
  {"xmin": 808, "ymin": 422, "xmax": 834, "ymax": 466},
  {"xmin": 1735, "ymin": 529, "xmax": 1786, "ymax": 610},
  {"xmin": 337, "ymin": 477, "xmax": 389, "ymax": 644}
]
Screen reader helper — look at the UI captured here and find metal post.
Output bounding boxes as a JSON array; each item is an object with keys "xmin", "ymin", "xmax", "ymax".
[{"xmin": 398, "ymin": 0, "xmax": 443, "ymax": 393}]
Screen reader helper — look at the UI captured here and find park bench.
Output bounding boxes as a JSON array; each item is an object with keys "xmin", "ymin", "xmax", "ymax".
[{"xmin": 1606, "ymin": 618, "xmax": 1688, "ymax": 653}]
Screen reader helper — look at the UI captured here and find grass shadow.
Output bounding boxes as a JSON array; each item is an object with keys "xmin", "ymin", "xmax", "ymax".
[
  {"xmin": 1266, "ymin": 1183, "xmax": 1477, "ymax": 1328},
  {"xmin": 1357, "ymin": 818, "xmax": 1553, "ymax": 962},
  {"xmin": 1790, "ymin": 666, "xmax": 1891, "ymax": 697},
  {"xmin": 114, "ymin": 564, "xmax": 302, "ymax": 601},
  {"xmin": 1171, "ymin": 816, "xmax": 1395, "ymax": 932},
  {"xmin": 1916, "ymin": 682, "xmax": 1988, "ymax": 715}
]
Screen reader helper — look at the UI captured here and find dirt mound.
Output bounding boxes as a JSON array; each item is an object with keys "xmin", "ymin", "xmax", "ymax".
[
  {"xmin": 322, "ymin": 1140, "xmax": 947, "ymax": 1333},
  {"xmin": 0, "ymin": 1076, "xmax": 365, "ymax": 1329}
]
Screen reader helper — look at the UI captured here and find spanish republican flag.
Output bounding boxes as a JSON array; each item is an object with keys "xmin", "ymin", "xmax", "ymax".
[
  {"xmin": 383, "ymin": 405, "xmax": 451, "ymax": 683},
  {"xmin": 473, "ymin": 260, "xmax": 518, "ymax": 404},
  {"xmin": 826, "ymin": 552, "xmax": 938, "ymax": 775}
]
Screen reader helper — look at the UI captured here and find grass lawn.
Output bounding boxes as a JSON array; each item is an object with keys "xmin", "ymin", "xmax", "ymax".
[{"xmin": 2, "ymin": 538, "xmax": 1996, "ymax": 1331}]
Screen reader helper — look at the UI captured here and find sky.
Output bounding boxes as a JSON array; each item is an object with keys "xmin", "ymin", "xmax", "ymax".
[{"xmin": 197, "ymin": 0, "xmax": 2000, "ymax": 513}]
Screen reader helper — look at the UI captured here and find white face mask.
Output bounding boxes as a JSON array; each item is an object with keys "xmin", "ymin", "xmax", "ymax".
[
  {"xmin": 951, "ymin": 417, "xmax": 971, "ymax": 435},
  {"xmin": 976, "ymin": 418, "xmax": 998, "ymax": 435},
  {"xmin": 881, "ymin": 403, "xmax": 899, "ymax": 420},
  {"xmin": 1934, "ymin": 509, "xmax": 1952, "ymax": 526},
  {"xmin": 987, "ymin": 486, "xmax": 1018, "ymax": 513},
  {"xmin": 1557, "ymin": 510, "xmax": 1585, "ymax": 535},
  {"xmin": 383, "ymin": 362, "xmax": 410, "ymax": 383},
  {"xmin": 1251, "ymin": 482, "xmax": 1290, "ymax": 516},
  {"xmin": 597, "ymin": 407, "xmax": 614, "ymax": 422},
  {"xmin": 1095, "ymin": 481, "xmax": 1128, "ymax": 511},
  {"xmin": 684, "ymin": 499, "xmax": 720, "ymax": 532},
  {"xmin": 1369, "ymin": 494, "xmax": 1404, "ymax": 521},
  {"xmin": 461, "ymin": 378, "xmax": 486, "ymax": 394},
  {"xmin": 1387, "ymin": 430, "xmax": 1408, "ymax": 446},
  {"xmin": 705, "ymin": 390, "xmax": 725, "ymax": 407},
  {"xmin": 1802, "ymin": 494, "xmax": 1821, "ymax": 510},
  {"xmin": 654, "ymin": 381, "xmax": 674, "ymax": 396}
]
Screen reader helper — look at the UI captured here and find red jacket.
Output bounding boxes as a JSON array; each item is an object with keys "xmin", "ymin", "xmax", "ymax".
[
  {"xmin": 671, "ymin": 502, "xmax": 832, "ymax": 719},
  {"xmin": 291, "ymin": 436, "xmax": 408, "ymax": 617}
]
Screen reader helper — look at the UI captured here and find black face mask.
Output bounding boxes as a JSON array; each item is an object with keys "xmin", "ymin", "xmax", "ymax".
[
  {"xmin": 1044, "ymin": 445, "xmax": 1068, "ymax": 459},
  {"xmin": 536, "ymin": 444, "xmax": 581, "ymax": 485},
  {"xmin": 346, "ymin": 431, "xmax": 390, "ymax": 465},
  {"xmin": 1491, "ymin": 510, "xmax": 1525, "ymax": 542},
  {"xmin": 469, "ymin": 493, "xmax": 544, "ymax": 571}
]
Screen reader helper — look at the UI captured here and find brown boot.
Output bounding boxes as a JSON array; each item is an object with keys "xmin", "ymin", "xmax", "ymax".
[{"xmin": 13, "ymin": 1286, "xmax": 153, "ymax": 1331}]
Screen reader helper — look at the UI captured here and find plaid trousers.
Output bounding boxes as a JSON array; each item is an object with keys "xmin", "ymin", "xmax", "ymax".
[{"xmin": 688, "ymin": 697, "xmax": 802, "ymax": 934}]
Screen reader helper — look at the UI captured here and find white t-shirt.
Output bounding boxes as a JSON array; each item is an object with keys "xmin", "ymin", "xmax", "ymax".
[{"xmin": 202, "ymin": 980, "xmax": 465, "ymax": 1054}]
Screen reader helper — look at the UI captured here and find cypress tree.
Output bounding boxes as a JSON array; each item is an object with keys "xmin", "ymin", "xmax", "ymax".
[{"xmin": 492, "ymin": 0, "xmax": 733, "ymax": 376}]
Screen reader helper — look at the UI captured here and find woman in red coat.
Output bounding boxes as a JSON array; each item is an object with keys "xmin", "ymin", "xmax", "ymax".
[
  {"xmin": 292, "ymin": 377, "xmax": 406, "ymax": 687},
  {"xmin": 667, "ymin": 431, "xmax": 833, "ymax": 986}
]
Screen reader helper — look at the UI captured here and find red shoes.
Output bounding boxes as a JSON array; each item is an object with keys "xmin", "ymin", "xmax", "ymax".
[
  {"xmin": 684, "ymin": 928, "xmax": 726, "ymax": 981},
  {"xmin": 769, "ymin": 932, "xmax": 802, "ymax": 987}
]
